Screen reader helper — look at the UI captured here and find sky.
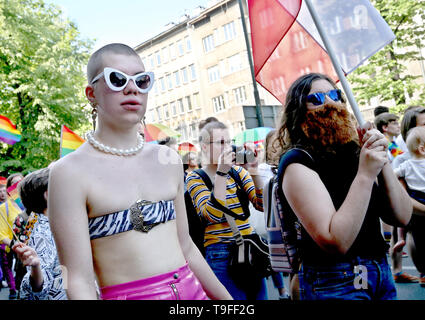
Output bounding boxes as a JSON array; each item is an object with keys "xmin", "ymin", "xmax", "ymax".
[{"xmin": 44, "ymin": 0, "xmax": 212, "ymax": 52}]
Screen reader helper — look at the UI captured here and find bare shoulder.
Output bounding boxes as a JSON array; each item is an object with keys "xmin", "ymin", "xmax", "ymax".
[
  {"xmin": 143, "ymin": 144, "xmax": 182, "ymax": 169},
  {"xmin": 49, "ymin": 145, "xmax": 92, "ymax": 189}
]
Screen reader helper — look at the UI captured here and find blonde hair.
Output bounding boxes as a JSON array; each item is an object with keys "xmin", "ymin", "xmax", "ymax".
[{"xmin": 406, "ymin": 126, "xmax": 425, "ymax": 155}]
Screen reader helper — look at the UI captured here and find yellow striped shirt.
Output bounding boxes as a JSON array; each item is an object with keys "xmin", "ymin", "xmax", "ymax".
[{"xmin": 186, "ymin": 166, "xmax": 263, "ymax": 247}]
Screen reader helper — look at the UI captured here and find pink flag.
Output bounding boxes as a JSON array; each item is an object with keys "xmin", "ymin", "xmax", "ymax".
[{"xmin": 248, "ymin": 0, "xmax": 395, "ymax": 104}]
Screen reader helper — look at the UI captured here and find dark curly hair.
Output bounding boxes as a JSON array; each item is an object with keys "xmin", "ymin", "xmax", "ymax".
[{"xmin": 274, "ymin": 73, "xmax": 346, "ymax": 159}]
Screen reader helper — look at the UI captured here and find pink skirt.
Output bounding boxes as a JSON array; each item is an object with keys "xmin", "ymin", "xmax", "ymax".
[{"xmin": 100, "ymin": 263, "xmax": 208, "ymax": 300}]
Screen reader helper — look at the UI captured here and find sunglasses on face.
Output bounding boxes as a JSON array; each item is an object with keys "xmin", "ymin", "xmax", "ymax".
[
  {"xmin": 91, "ymin": 67, "xmax": 155, "ymax": 93},
  {"xmin": 306, "ymin": 89, "xmax": 342, "ymax": 106}
]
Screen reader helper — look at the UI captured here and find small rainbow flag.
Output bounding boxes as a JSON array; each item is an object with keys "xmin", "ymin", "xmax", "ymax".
[
  {"xmin": 389, "ymin": 141, "xmax": 404, "ymax": 158},
  {"xmin": 7, "ymin": 181, "xmax": 25, "ymax": 211},
  {"xmin": 0, "ymin": 115, "xmax": 21, "ymax": 145},
  {"xmin": 0, "ymin": 177, "xmax": 6, "ymax": 185},
  {"xmin": 60, "ymin": 125, "xmax": 85, "ymax": 158}
]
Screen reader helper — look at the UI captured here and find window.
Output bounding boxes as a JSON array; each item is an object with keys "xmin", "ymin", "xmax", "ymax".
[
  {"xmin": 171, "ymin": 101, "xmax": 177, "ymax": 116},
  {"xmin": 202, "ymin": 34, "xmax": 215, "ymax": 53},
  {"xmin": 271, "ymin": 76, "xmax": 286, "ymax": 96},
  {"xmin": 156, "ymin": 106, "xmax": 162, "ymax": 121},
  {"xmin": 185, "ymin": 36, "xmax": 192, "ymax": 52},
  {"xmin": 174, "ymin": 71, "xmax": 181, "ymax": 87},
  {"xmin": 166, "ymin": 74, "xmax": 173, "ymax": 90},
  {"xmin": 162, "ymin": 47, "xmax": 169, "ymax": 63},
  {"xmin": 292, "ymin": 31, "xmax": 308, "ymax": 52},
  {"xmin": 212, "ymin": 95, "xmax": 225, "ymax": 113},
  {"xmin": 185, "ymin": 96, "xmax": 192, "ymax": 111},
  {"xmin": 163, "ymin": 104, "xmax": 169, "ymax": 119},
  {"xmin": 177, "ymin": 40, "xmax": 184, "ymax": 56},
  {"xmin": 208, "ymin": 65, "xmax": 220, "ymax": 83},
  {"xmin": 189, "ymin": 123, "xmax": 197, "ymax": 139},
  {"xmin": 177, "ymin": 98, "xmax": 184, "ymax": 114},
  {"xmin": 148, "ymin": 54, "xmax": 155, "ymax": 68},
  {"xmin": 155, "ymin": 51, "xmax": 161, "ymax": 66},
  {"xmin": 223, "ymin": 21, "xmax": 236, "ymax": 42},
  {"xmin": 233, "ymin": 86, "xmax": 247, "ymax": 104},
  {"xmin": 181, "ymin": 67, "xmax": 188, "ymax": 84},
  {"xmin": 213, "ymin": 28, "xmax": 221, "ymax": 46},
  {"xmin": 189, "ymin": 64, "xmax": 197, "ymax": 80},
  {"xmin": 193, "ymin": 92, "xmax": 200, "ymax": 109},
  {"xmin": 169, "ymin": 43, "xmax": 176, "ymax": 59},
  {"xmin": 228, "ymin": 54, "xmax": 242, "ymax": 73},
  {"xmin": 159, "ymin": 77, "xmax": 166, "ymax": 92},
  {"xmin": 180, "ymin": 123, "xmax": 188, "ymax": 141}
]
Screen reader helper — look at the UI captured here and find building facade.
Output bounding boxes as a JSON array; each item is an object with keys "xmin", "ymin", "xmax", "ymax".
[{"xmin": 134, "ymin": 0, "xmax": 280, "ymax": 144}]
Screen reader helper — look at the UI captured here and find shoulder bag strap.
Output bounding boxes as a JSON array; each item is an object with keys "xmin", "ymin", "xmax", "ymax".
[{"xmin": 194, "ymin": 169, "xmax": 213, "ymax": 190}]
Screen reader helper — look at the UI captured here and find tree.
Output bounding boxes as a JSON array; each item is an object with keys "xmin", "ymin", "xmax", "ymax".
[
  {"xmin": 348, "ymin": 0, "xmax": 425, "ymax": 115},
  {"xmin": 0, "ymin": 0, "xmax": 93, "ymax": 176}
]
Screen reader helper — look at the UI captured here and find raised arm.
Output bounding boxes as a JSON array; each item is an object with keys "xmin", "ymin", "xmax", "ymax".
[{"xmin": 48, "ymin": 161, "xmax": 97, "ymax": 299}]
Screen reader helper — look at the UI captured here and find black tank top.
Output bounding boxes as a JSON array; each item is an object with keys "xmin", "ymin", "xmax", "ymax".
[{"xmin": 279, "ymin": 145, "xmax": 388, "ymax": 266}]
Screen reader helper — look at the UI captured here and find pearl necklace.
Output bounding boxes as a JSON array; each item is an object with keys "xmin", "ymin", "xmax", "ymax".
[{"xmin": 86, "ymin": 131, "xmax": 144, "ymax": 156}]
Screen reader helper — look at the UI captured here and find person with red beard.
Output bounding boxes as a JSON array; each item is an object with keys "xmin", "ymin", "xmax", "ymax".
[{"xmin": 274, "ymin": 73, "xmax": 412, "ymax": 300}]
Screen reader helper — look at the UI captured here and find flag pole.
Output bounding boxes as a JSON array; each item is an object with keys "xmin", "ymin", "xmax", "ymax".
[
  {"xmin": 59, "ymin": 125, "xmax": 64, "ymax": 159},
  {"xmin": 238, "ymin": 0, "xmax": 264, "ymax": 127},
  {"xmin": 304, "ymin": 0, "xmax": 365, "ymax": 127}
]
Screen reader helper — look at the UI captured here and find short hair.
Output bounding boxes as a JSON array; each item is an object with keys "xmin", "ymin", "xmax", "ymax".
[
  {"xmin": 6, "ymin": 173, "xmax": 23, "ymax": 189},
  {"xmin": 406, "ymin": 126, "xmax": 425, "ymax": 154},
  {"xmin": 374, "ymin": 113, "xmax": 399, "ymax": 133},
  {"xmin": 400, "ymin": 107, "xmax": 425, "ymax": 141},
  {"xmin": 87, "ymin": 43, "xmax": 142, "ymax": 84},
  {"xmin": 19, "ymin": 168, "xmax": 50, "ymax": 214},
  {"xmin": 374, "ymin": 106, "xmax": 390, "ymax": 117},
  {"xmin": 199, "ymin": 121, "xmax": 227, "ymax": 145},
  {"xmin": 198, "ymin": 117, "xmax": 219, "ymax": 131}
]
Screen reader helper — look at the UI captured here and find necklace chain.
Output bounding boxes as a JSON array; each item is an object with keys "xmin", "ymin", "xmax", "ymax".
[{"xmin": 86, "ymin": 131, "xmax": 144, "ymax": 156}]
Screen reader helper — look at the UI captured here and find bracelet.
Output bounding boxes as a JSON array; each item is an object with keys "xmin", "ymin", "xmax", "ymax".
[{"xmin": 216, "ymin": 170, "xmax": 228, "ymax": 177}]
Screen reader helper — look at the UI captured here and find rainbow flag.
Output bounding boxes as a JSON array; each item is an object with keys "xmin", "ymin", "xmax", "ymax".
[
  {"xmin": 389, "ymin": 141, "xmax": 404, "ymax": 159},
  {"xmin": 60, "ymin": 125, "xmax": 85, "ymax": 158},
  {"xmin": 0, "ymin": 115, "xmax": 21, "ymax": 145},
  {"xmin": 7, "ymin": 181, "xmax": 25, "ymax": 211}
]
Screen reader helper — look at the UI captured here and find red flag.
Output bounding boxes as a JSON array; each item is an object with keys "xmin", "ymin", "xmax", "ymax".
[
  {"xmin": 249, "ymin": 0, "xmax": 336, "ymax": 105},
  {"xmin": 248, "ymin": 0, "xmax": 395, "ymax": 105}
]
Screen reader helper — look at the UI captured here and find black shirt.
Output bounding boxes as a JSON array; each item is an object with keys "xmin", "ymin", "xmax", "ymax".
[{"xmin": 279, "ymin": 145, "xmax": 388, "ymax": 266}]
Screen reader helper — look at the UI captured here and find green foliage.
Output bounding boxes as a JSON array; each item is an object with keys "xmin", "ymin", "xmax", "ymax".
[
  {"xmin": 349, "ymin": 0, "xmax": 425, "ymax": 115},
  {"xmin": 0, "ymin": 0, "xmax": 93, "ymax": 176}
]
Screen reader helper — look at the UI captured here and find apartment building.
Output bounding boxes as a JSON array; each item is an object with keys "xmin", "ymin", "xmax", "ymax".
[{"xmin": 134, "ymin": 0, "xmax": 280, "ymax": 144}]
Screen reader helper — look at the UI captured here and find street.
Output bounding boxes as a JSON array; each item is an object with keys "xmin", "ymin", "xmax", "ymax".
[{"xmin": 1, "ymin": 254, "xmax": 424, "ymax": 301}]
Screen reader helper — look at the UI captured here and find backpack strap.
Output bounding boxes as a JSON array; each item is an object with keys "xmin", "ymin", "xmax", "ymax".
[
  {"xmin": 209, "ymin": 167, "xmax": 250, "ymax": 221},
  {"xmin": 228, "ymin": 167, "xmax": 251, "ymax": 218},
  {"xmin": 193, "ymin": 169, "xmax": 213, "ymax": 190}
]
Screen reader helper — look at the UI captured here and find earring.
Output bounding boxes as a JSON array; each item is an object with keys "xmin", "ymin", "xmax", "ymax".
[
  {"xmin": 91, "ymin": 103, "xmax": 98, "ymax": 131},
  {"xmin": 139, "ymin": 117, "xmax": 146, "ymax": 138}
]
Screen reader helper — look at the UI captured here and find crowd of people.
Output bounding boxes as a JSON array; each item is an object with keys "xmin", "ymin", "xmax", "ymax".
[{"xmin": 0, "ymin": 43, "xmax": 424, "ymax": 301}]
